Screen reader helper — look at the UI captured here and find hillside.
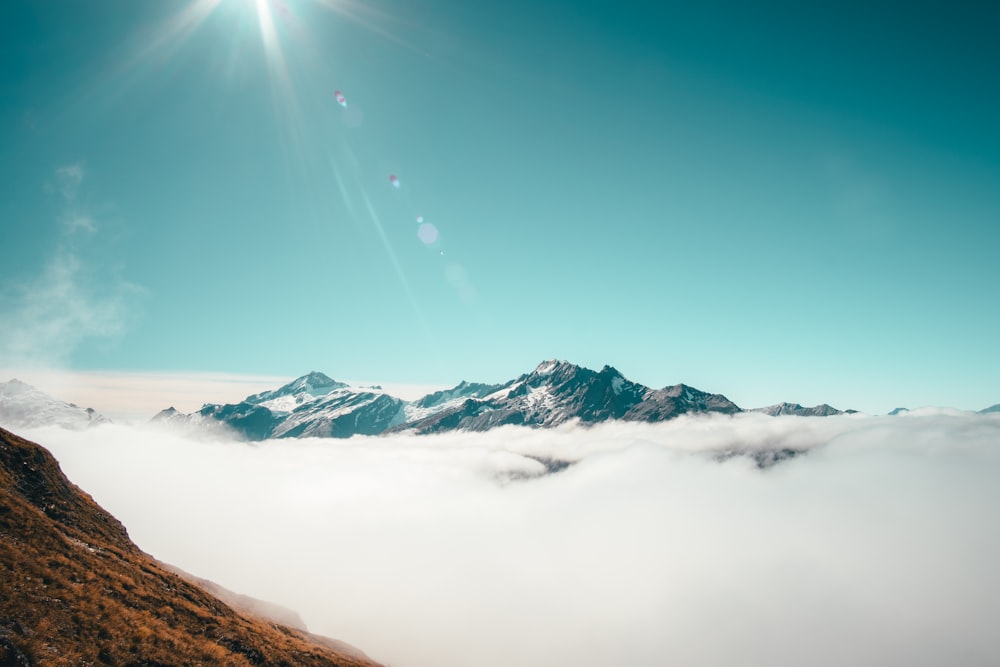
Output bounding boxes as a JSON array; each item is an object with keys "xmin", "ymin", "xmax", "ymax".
[{"xmin": 0, "ymin": 426, "xmax": 382, "ymax": 667}]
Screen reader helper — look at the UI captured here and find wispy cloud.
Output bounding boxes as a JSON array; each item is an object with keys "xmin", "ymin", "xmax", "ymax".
[
  {"xmin": 0, "ymin": 163, "xmax": 141, "ymax": 368},
  {"xmin": 0, "ymin": 253, "xmax": 139, "ymax": 368},
  {"xmin": 30, "ymin": 412, "xmax": 1000, "ymax": 667},
  {"xmin": 51, "ymin": 161, "xmax": 97, "ymax": 234},
  {"xmin": 55, "ymin": 161, "xmax": 85, "ymax": 195},
  {"xmin": 444, "ymin": 261, "xmax": 477, "ymax": 304}
]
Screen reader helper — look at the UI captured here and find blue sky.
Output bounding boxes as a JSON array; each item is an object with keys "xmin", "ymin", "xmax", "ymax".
[{"xmin": 1, "ymin": 0, "xmax": 998, "ymax": 414}]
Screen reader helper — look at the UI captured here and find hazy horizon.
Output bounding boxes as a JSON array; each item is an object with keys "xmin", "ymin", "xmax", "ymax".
[{"xmin": 2, "ymin": 364, "xmax": 996, "ymax": 425}]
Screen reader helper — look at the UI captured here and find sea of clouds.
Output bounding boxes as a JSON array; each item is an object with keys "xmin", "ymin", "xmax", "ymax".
[{"xmin": 25, "ymin": 410, "xmax": 1000, "ymax": 667}]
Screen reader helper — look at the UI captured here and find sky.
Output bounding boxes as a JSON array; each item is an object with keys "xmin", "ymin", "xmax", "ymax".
[
  {"xmin": 28, "ymin": 411, "xmax": 1000, "ymax": 667},
  {"xmin": 1, "ymin": 0, "xmax": 998, "ymax": 415}
]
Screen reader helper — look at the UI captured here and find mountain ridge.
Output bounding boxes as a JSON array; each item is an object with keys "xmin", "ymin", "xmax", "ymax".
[
  {"xmin": 750, "ymin": 402, "xmax": 846, "ymax": 417},
  {"xmin": 160, "ymin": 360, "xmax": 749, "ymax": 440}
]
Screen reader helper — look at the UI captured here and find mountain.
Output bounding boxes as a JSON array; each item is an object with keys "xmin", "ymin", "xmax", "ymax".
[
  {"xmin": 164, "ymin": 372, "xmax": 409, "ymax": 441},
  {"xmin": 160, "ymin": 360, "xmax": 740, "ymax": 440},
  {"xmin": 0, "ymin": 379, "xmax": 108, "ymax": 430},
  {"xmin": 389, "ymin": 360, "xmax": 741, "ymax": 435},
  {"xmin": 750, "ymin": 402, "xmax": 845, "ymax": 417},
  {"xmin": 166, "ymin": 362, "xmax": 743, "ymax": 439},
  {"xmin": 403, "ymin": 380, "xmax": 502, "ymax": 423},
  {"xmin": 244, "ymin": 371, "xmax": 351, "ymax": 410},
  {"xmin": 980, "ymin": 404, "xmax": 1000, "ymax": 414},
  {"xmin": 0, "ymin": 425, "xmax": 381, "ymax": 666},
  {"xmin": 888, "ymin": 407, "xmax": 910, "ymax": 416},
  {"xmin": 161, "ymin": 361, "xmax": 872, "ymax": 440}
]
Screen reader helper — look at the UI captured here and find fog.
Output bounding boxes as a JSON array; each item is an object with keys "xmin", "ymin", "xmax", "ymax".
[{"xmin": 27, "ymin": 412, "xmax": 1000, "ymax": 667}]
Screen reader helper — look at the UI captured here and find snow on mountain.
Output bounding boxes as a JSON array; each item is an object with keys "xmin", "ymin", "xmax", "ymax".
[
  {"xmin": 403, "ymin": 381, "xmax": 502, "ymax": 423},
  {"xmin": 244, "ymin": 371, "xmax": 349, "ymax": 412},
  {"xmin": 159, "ymin": 372, "xmax": 408, "ymax": 441},
  {"xmin": 750, "ymin": 402, "xmax": 845, "ymax": 417},
  {"xmin": 269, "ymin": 388, "xmax": 406, "ymax": 438},
  {"xmin": 154, "ymin": 361, "xmax": 888, "ymax": 441},
  {"xmin": 0, "ymin": 379, "xmax": 109, "ymax": 430},
  {"xmin": 151, "ymin": 406, "xmax": 183, "ymax": 423},
  {"xmin": 389, "ymin": 360, "xmax": 741, "ymax": 435}
]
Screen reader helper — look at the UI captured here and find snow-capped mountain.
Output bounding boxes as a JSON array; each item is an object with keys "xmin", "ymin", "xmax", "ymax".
[
  {"xmin": 244, "ymin": 371, "xmax": 350, "ymax": 411},
  {"xmin": 750, "ymin": 402, "xmax": 845, "ymax": 417},
  {"xmin": 0, "ymin": 379, "xmax": 108, "ymax": 430},
  {"xmin": 388, "ymin": 360, "xmax": 741, "ymax": 435},
  {"xmin": 402, "ymin": 380, "xmax": 503, "ymax": 423},
  {"xmin": 161, "ymin": 372, "xmax": 409, "ymax": 441},
  {"xmin": 158, "ymin": 361, "xmax": 872, "ymax": 441},
  {"xmin": 268, "ymin": 388, "xmax": 404, "ymax": 439}
]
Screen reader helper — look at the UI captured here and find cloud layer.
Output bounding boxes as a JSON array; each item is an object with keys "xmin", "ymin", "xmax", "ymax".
[{"xmin": 29, "ymin": 412, "xmax": 1000, "ymax": 667}]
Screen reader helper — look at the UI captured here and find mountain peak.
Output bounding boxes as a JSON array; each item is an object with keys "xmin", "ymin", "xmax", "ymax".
[
  {"xmin": 1, "ymin": 378, "xmax": 34, "ymax": 394},
  {"xmin": 292, "ymin": 371, "xmax": 343, "ymax": 391},
  {"xmin": 533, "ymin": 359, "xmax": 570, "ymax": 375},
  {"xmin": 245, "ymin": 371, "xmax": 349, "ymax": 407},
  {"xmin": 751, "ymin": 402, "xmax": 843, "ymax": 417},
  {"xmin": 1, "ymin": 379, "xmax": 108, "ymax": 429},
  {"xmin": 151, "ymin": 407, "xmax": 180, "ymax": 422}
]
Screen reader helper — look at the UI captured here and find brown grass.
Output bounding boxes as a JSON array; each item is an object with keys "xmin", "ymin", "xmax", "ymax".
[{"xmin": 0, "ymin": 426, "xmax": 383, "ymax": 667}]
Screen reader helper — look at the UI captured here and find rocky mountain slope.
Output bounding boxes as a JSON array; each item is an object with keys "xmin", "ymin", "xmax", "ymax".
[
  {"xmin": 750, "ymin": 402, "xmax": 846, "ymax": 417},
  {"xmin": 161, "ymin": 362, "xmax": 746, "ymax": 440},
  {"xmin": 390, "ymin": 360, "xmax": 741, "ymax": 434},
  {"xmin": 158, "ymin": 361, "xmax": 874, "ymax": 440},
  {"xmin": 156, "ymin": 371, "xmax": 410, "ymax": 441},
  {"xmin": 0, "ymin": 425, "xmax": 382, "ymax": 666}
]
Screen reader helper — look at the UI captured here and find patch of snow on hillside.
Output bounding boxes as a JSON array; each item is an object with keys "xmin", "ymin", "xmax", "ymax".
[
  {"xmin": 524, "ymin": 386, "xmax": 558, "ymax": 417},
  {"xmin": 403, "ymin": 397, "xmax": 468, "ymax": 423},
  {"xmin": 257, "ymin": 395, "xmax": 307, "ymax": 414},
  {"xmin": 486, "ymin": 382, "xmax": 520, "ymax": 402}
]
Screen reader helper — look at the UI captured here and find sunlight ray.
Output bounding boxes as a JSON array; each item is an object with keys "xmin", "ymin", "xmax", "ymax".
[
  {"xmin": 131, "ymin": 0, "xmax": 224, "ymax": 66},
  {"xmin": 314, "ymin": 0, "xmax": 433, "ymax": 58},
  {"xmin": 357, "ymin": 186, "xmax": 434, "ymax": 344}
]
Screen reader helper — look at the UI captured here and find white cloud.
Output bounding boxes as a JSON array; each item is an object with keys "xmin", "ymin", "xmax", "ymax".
[
  {"xmin": 444, "ymin": 262, "xmax": 477, "ymax": 304},
  {"xmin": 62, "ymin": 214, "xmax": 97, "ymax": 234},
  {"xmin": 55, "ymin": 161, "xmax": 85, "ymax": 200},
  {"xmin": 27, "ymin": 412, "xmax": 1000, "ymax": 667},
  {"xmin": 0, "ymin": 164, "xmax": 140, "ymax": 370},
  {"xmin": 0, "ymin": 252, "xmax": 140, "ymax": 369}
]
